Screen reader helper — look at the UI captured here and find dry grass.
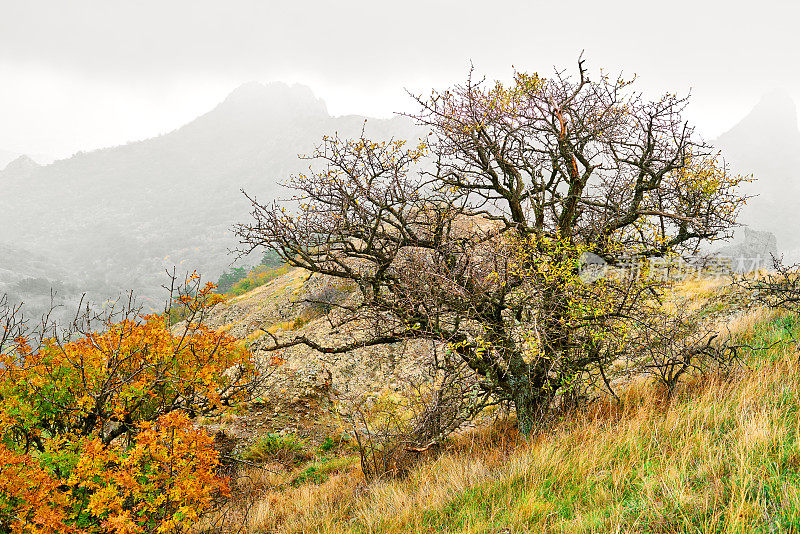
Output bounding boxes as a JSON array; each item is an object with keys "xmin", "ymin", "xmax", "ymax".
[
  {"xmin": 200, "ymin": 279, "xmax": 800, "ymax": 533},
  {"xmin": 662, "ymin": 275, "xmax": 727, "ymax": 315},
  {"xmin": 233, "ymin": 356, "xmax": 800, "ymax": 533},
  {"xmin": 717, "ymin": 305, "xmax": 779, "ymax": 339}
]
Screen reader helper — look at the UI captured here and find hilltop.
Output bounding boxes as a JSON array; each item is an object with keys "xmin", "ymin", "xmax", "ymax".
[{"xmin": 0, "ymin": 150, "xmax": 53, "ymax": 170}]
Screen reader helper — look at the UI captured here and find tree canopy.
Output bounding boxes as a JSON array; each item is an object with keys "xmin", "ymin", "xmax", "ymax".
[{"xmin": 238, "ymin": 58, "xmax": 748, "ymax": 435}]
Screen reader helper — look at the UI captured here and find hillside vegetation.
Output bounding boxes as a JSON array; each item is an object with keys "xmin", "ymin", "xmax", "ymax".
[
  {"xmin": 2, "ymin": 248, "xmax": 798, "ymax": 533},
  {"xmin": 202, "ymin": 276, "xmax": 800, "ymax": 533},
  {"xmin": 3, "ymin": 62, "xmax": 798, "ymax": 534}
]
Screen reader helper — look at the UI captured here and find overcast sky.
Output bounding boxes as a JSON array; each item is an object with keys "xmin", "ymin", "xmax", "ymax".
[{"xmin": 1, "ymin": 0, "xmax": 798, "ymax": 158}]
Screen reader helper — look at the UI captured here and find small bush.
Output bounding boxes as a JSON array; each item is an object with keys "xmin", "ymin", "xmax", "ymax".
[
  {"xmin": 292, "ymin": 466, "xmax": 326, "ymax": 485},
  {"xmin": 241, "ymin": 433, "xmax": 311, "ymax": 466},
  {"xmin": 320, "ymin": 437, "xmax": 336, "ymax": 452},
  {"xmin": 0, "ymin": 275, "xmax": 260, "ymax": 534}
]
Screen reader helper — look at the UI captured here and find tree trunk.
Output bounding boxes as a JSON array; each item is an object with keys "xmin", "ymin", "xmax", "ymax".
[{"xmin": 512, "ymin": 386, "xmax": 546, "ymax": 437}]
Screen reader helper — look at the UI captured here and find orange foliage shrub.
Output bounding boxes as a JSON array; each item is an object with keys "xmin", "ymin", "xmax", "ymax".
[
  {"xmin": 0, "ymin": 279, "xmax": 260, "ymax": 533},
  {"xmin": 0, "ymin": 444, "xmax": 76, "ymax": 534}
]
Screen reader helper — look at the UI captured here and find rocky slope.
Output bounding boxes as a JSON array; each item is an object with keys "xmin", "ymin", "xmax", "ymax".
[
  {"xmin": 206, "ymin": 267, "xmax": 429, "ymax": 398},
  {"xmin": 202, "ymin": 266, "xmax": 432, "ymax": 446}
]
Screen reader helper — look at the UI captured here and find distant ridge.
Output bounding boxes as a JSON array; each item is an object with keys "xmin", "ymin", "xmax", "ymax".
[
  {"xmin": 714, "ymin": 89, "xmax": 800, "ymax": 255},
  {"xmin": 0, "ymin": 82, "xmax": 421, "ymax": 307},
  {"xmin": 0, "ymin": 150, "xmax": 54, "ymax": 170}
]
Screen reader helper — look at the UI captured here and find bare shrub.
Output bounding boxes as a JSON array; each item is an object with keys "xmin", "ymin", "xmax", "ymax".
[
  {"xmin": 338, "ymin": 348, "xmax": 494, "ymax": 480},
  {"xmin": 743, "ymin": 256, "xmax": 800, "ymax": 312},
  {"xmin": 629, "ymin": 310, "xmax": 746, "ymax": 398}
]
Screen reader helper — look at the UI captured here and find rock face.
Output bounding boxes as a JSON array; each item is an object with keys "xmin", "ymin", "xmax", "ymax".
[
  {"xmin": 714, "ymin": 227, "xmax": 779, "ymax": 272},
  {"xmin": 205, "ymin": 267, "xmax": 430, "ymax": 402}
]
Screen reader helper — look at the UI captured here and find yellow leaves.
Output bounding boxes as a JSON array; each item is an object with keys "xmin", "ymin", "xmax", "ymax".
[
  {"xmin": 12, "ymin": 335, "xmax": 32, "ymax": 356},
  {"xmin": 102, "ymin": 511, "xmax": 140, "ymax": 534},
  {"xmin": 496, "ymin": 230, "xmax": 637, "ymax": 356},
  {"xmin": 673, "ymin": 152, "xmax": 750, "ymax": 198},
  {"xmin": 56, "ymin": 412, "xmax": 226, "ymax": 533},
  {"xmin": 87, "ymin": 485, "xmax": 123, "ymax": 517},
  {"xmin": 28, "ymin": 373, "xmax": 46, "ymax": 389},
  {"xmin": 77, "ymin": 394, "xmax": 93, "ymax": 411},
  {"xmin": 514, "ymin": 71, "xmax": 545, "ymax": 94}
]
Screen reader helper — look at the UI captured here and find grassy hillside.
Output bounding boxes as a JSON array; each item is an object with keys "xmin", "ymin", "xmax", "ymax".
[{"xmin": 200, "ymin": 276, "xmax": 800, "ymax": 534}]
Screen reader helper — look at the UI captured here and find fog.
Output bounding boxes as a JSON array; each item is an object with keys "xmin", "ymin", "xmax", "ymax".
[
  {"xmin": 1, "ymin": 0, "xmax": 800, "ymax": 317},
  {"xmin": 2, "ymin": 0, "xmax": 800, "ymax": 156}
]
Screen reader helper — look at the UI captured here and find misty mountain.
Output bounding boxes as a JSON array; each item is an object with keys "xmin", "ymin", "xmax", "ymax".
[
  {"xmin": 0, "ymin": 243, "xmax": 70, "ymax": 290},
  {"xmin": 0, "ymin": 150, "xmax": 55, "ymax": 170},
  {"xmin": 0, "ymin": 242, "xmax": 87, "ymax": 321},
  {"xmin": 0, "ymin": 82, "xmax": 420, "ymax": 309},
  {"xmin": 0, "ymin": 149, "xmax": 20, "ymax": 170},
  {"xmin": 714, "ymin": 90, "xmax": 800, "ymax": 256}
]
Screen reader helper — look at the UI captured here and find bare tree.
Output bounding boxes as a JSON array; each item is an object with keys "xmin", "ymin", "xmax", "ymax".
[
  {"xmin": 0, "ymin": 294, "xmax": 26, "ymax": 356},
  {"xmin": 235, "ymin": 58, "xmax": 748, "ymax": 435}
]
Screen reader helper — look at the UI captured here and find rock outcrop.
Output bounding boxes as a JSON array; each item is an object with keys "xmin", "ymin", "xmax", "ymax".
[{"xmin": 714, "ymin": 227, "xmax": 779, "ymax": 272}]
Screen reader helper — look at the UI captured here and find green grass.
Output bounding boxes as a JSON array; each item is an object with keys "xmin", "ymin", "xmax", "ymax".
[
  {"xmin": 359, "ymin": 341, "xmax": 800, "ymax": 533},
  {"xmin": 228, "ymin": 264, "xmax": 292, "ymax": 297},
  {"xmin": 291, "ymin": 456, "xmax": 356, "ymax": 487}
]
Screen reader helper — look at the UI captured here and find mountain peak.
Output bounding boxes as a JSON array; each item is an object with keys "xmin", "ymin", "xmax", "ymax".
[
  {"xmin": 749, "ymin": 89, "xmax": 796, "ymax": 128},
  {"xmin": 1, "ymin": 154, "xmax": 40, "ymax": 175},
  {"xmin": 217, "ymin": 81, "xmax": 328, "ymax": 118},
  {"xmin": 720, "ymin": 89, "xmax": 799, "ymax": 141}
]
